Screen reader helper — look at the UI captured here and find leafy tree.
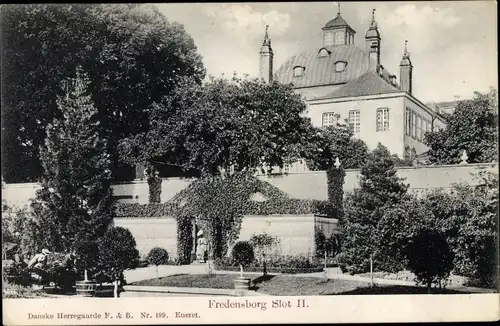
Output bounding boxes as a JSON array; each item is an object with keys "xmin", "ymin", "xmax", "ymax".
[
  {"xmin": 147, "ymin": 247, "xmax": 170, "ymax": 279},
  {"xmin": 1, "ymin": 4, "xmax": 205, "ymax": 183},
  {"xmin": 29, "ymin": 69, "xmax": 115, "ymax": 254},
  {"xmin": 442, "ymin": 172, "xmax": 498, "ymax": 288},
  {"xmin": 232, "ymin": 241, "xmax": 254, "ymax": 277},
  {"xmin": 95, "ymin": 226, "xmax": 139, "ymax": 298},
  {"xmin": 336, "ymin": 143, "xmax": 409, "ymax": 274},
  {"xmin": 425, "ymin": 88, "xmax": 498, "ymax": 164},
  {"xmin": 118, "ymin": 76, "xmax": 311, "ymax": 177},
  {"xmin": 305, "ymin": 124, "xmax": 369, "ymax": 171},
  {"xmin": 406, "ymin": 229, "xmax": 454, "ymax": 292}
]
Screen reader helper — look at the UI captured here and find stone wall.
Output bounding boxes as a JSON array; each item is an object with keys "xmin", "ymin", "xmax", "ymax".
[
  {"xmin": 113, "ymin": 217, "xmax": 178, "ymax": 259},
  {"xmin": 237, "ymin": 214, "xmax": 317, "ymax": 256},
  {"xmin": 2, "ymin": 163, "xmax": 497, "ymax": 207},
  {"xmin": 113, "ymin": 214, "xmax": 328, "ymax": 258}
]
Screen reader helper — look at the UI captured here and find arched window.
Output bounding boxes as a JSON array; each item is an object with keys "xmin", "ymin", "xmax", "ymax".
[
  {"xmin": 293, "ymin": 66, "xmax": 305, "ymax": 77},
  {"xmin": 334, "ymin": 31, "xmax": 345, "ymax": 45},
  {"xmin": 318, "ymin": 48, "xmax": 330, "ymax": 57},
  {"xmin": 334, "ymin": 61, "xmax": 347, "ymax": 72}
]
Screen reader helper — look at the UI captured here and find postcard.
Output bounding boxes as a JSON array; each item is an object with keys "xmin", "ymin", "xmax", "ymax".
[{"xmin": 2, "ymin": 2, "xmax": 498, "ymax": 325}]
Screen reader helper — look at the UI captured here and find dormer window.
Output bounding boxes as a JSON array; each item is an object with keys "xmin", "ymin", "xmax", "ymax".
[
  {"xmin": 334, "ymin": 61, "xmax": 347, "ymax": 72},
  {"xmin": 293, "ymin": 66, "xmax": 305, "ymax": 77},
  {"xmin": 318, "ymin": 48, "xmax": 330, "ymax": 57}
]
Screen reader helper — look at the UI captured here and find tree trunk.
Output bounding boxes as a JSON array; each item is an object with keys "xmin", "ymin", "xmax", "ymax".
[
  {"xmin": 113, "ymin": 280, "xmax": 119, "ymax": 298},
  {"xmin": 240, "ymin": 264, "xmax": 243, "ymax": 278},
  {"xmin": 156, "ymin": 266, "xmax": 158, "ymax": 279},
  {"xmin": 84, "ymin": 269, "xmax": 88, "ymax": 282}
]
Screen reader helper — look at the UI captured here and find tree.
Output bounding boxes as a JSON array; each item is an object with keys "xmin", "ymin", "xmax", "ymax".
[
  {"xmin": 336, "ymin": 143, "xmax": 409, "ymax": 274},
  {"xmin": 305, "ymin": 124, "xmax": 369, "ymax": 171},
  {"xmin": 232, "ymin": 241, "xmax": 254, "ymax": 277},
  {"xmin": 1, "ymin": 4, "xmax": 206, "ymax": 183},
  {"xmin": 118, "ymin": 76, "xmax": 312, "ymax": 177},
  {"xmin": 96, "ymin": 226, "xmax": 139, "ymax": 298},
  {"xmin": 29, "ymin": 69, "xmax": 115, "ymax": 254},
  {"xmin": 442, "ymin": 172, "xmax": 498, "ymax": 288},
  {"xmin": 406, "ymin": 229, "xmax": 454, "ymax": 292},
  {"xmin": 425, "ymin": 88, "xmax": 498, "ymax": 164},
  {"xmin": 147, "ymin": 247, "xmax": 170, "ymax": 279}
]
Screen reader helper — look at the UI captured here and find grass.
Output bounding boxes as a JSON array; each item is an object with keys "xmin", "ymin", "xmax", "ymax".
[
  {"xmin": 131, "ymin": 273, "xmax": 487, "ymax": 296},
  {"xmin": 132, "ymin": 273, "xmax": 367, "ymax": 295}
]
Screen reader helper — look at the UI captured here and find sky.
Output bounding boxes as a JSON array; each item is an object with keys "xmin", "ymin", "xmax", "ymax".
[{"xmin": 155, "ymin": 1, "xmax": 497, "ymax": 103}]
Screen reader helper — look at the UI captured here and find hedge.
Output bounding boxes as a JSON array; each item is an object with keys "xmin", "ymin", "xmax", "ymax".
[{"xmin": 115, "ymin": 200, "xmax": 337, "ymax": 218}]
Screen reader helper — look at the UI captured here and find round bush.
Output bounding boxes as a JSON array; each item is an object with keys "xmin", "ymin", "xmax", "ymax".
[
  {"xmin": 231, "ymin": 241, "xmax": 254, "ymax": 267},
  {"xmin": 147, "ymin": 247, "xmax": 169, "ymax": 266}
]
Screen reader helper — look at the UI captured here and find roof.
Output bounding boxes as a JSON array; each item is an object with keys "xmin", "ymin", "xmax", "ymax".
[
  {"xmin": 321, "ymin": 70, "xmax": 401, "ymax": 99},
  {"xmin": 274, "ymin": 44, "xmax": 368, "ymax": 88},
  {"xmin": 323, "ymin": 13, "xmax": 353, "ymax": 30}
]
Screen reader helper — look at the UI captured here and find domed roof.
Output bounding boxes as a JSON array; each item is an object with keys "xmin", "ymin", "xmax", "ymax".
[{"xmin": 274, "ymin": 44, "xmax": 368, "ymax": 88}]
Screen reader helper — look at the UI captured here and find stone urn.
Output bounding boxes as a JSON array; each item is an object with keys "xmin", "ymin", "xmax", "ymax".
[{"xmin": 233, "ymin": 277, "xmax": 251, "ymax": 297}]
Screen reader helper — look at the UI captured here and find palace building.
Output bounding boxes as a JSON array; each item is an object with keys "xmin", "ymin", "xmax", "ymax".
[{"xmin": 259, "ymin": 8, "xmax": 447, "ymax": 172}]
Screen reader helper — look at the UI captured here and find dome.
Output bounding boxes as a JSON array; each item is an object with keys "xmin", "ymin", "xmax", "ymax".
[{"xmin": 274, "ymin": 44, "xmax": 368, "ymax": 88}]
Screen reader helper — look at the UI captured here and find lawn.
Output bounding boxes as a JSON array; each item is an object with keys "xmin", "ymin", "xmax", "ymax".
[{"xmin": 131, "ymin": 273, "xmax": 484, "ymax": 296}]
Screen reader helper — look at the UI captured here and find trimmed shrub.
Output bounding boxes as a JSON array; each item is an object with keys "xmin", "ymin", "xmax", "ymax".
[
  {"xmin": 232, "ymin": 241, "xmax": 254, "ymax": 277},
  {"xmin": 147, "ymin": 247, "xmax": 169, "ymax": 279},
  {"xmin": 95, "ymin": 226, "xmax": 139, "ymax": 297}
]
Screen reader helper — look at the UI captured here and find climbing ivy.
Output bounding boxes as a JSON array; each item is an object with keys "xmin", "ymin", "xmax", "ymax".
[
  {"xmin": 145, "ymin": 165, "xmax": 162, "ymax": 204},
  {"xmin": 176, "ymin": 214, "xmax": 193, "ymax": 265},
  {"xmin": 326, "ymin": 165, "xmax": 346, "ymax": 218}
]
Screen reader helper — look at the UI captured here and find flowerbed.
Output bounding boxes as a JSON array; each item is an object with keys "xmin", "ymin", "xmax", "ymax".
[
  {"xmin": 356, "ymin": 270, "xmax": 468, "ymax": 287},
  {"xmin": 214, "ymin": 254, "xmax": 337, "ymax": 274},
  {"xmin": 215, "ymin": 265, "xmax": 324, "ymax": 274}
]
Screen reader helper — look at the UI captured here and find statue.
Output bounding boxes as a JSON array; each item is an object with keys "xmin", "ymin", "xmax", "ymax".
[{"xmin": 196, "ymin": 229, "xmax": 208, "ymax": 263}]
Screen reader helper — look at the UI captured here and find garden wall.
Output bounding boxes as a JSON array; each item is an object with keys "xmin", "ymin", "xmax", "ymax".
[
  {"xmin": 113, "ymin": 214, "xmax": 336, "ymax": 258},
  {"xmin": 2, "ymin": 163, "xmax": 497, "ymax": 207},
  {"xmin": 237, "ymin": 214, "xmax": 318, "ymax": 256},
  {"xmin": 113, "ymin": 217, "xmax": 178, "ymax": 259}
]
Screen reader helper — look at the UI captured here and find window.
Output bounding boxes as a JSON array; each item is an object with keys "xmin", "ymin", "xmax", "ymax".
[
  {"xmin": 318, "ymin": 48, "xmax": 330, "ymax": 57},
  {"xmin": 323, "ymin": 31, "xmax": 334, "ymax": 46},
  {"xmin": 422, "ymin": 118, "xmax": 427, "ymax": 139},
  {"xmin": 322, "ymin": 112, "xmax": 339, "ymax": 127},
  {"xmin": 334, "ymin": 31, "xmax": 345, "ymax": 45},
  {"xmin": 420, "ymin": 117, "xmax": 425, "ymax": 141},
  {"xmin": 334, "ymin": 61, "xmax": 347, "ymax": 72},
  {"xmin": 349, "ymin": 110, "xmax": 360, "ymax": 133},
  {"xmin": 411, "ymin": 112, "xmax": 417, "ymax": 138},
  {"xmin": 376, "ymin": 108, "xmax": 390, "ymax": 132},
  {"xmin": 416, "ymin": 115, "xmax": 421, "ymax": 141},
  {"xmin": 293, "ymin": 66, "xmax": 305, "ymax": 77},
  {"xmin": 405, "ymin": 108, "xmax": 412, "ymax": 136}
]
